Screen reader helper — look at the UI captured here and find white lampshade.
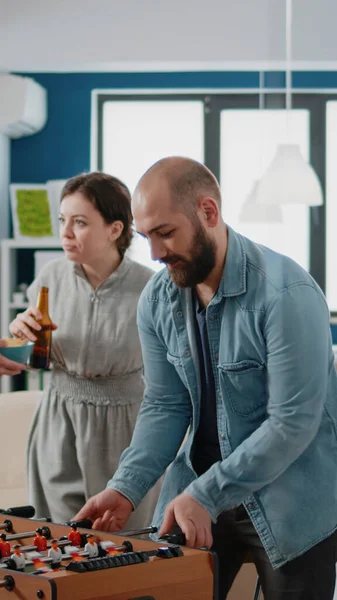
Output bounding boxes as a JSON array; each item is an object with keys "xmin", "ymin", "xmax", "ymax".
[
  {"xmin": 240, "ymin": 180, "xmax": 283, "ymax": 222},
  {"xmin": 256, "ymin": 144, "xmax": 323, "ymax": 207}
]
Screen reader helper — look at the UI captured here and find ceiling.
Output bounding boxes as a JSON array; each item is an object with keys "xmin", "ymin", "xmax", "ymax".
[{"xmin": 1, "ymin": 0, "xmax": 336, "ymax": 72}]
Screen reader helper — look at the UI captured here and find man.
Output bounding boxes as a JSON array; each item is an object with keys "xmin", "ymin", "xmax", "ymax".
[
  {"xmin": 75, "ymin": 157, "xmax": 337, "ymax": 599},
  {"xmin": 0, "ymin": 340, "xmax": 26, "ymax": 375}
]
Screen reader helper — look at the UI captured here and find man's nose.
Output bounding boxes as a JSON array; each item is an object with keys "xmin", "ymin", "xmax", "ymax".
[{"xmin": 149, "ymin": 238, "xmax": 166, "ymax": 262}]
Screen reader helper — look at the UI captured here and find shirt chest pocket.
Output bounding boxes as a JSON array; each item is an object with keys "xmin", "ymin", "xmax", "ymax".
[{"xmin": 218, "ymin": 360, "xmax": 267, "ymax": 416}]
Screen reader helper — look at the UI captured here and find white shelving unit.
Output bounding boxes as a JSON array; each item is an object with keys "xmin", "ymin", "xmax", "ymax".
[{"xmin": 1, "ymin": 238, "xmax": 62, "ymax": 392}]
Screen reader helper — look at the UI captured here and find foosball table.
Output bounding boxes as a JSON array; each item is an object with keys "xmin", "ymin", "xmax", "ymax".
[{"xmin": 0, "ymin": 506, "xmax": 217, "ymax": 600}]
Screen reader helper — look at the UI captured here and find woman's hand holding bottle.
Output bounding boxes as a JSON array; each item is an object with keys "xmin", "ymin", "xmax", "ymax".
[{"xmin": 9, "ymin": 306, "xmax": 57, "ymax": 342}]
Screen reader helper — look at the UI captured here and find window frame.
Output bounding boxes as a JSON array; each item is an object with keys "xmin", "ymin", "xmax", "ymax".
[{"xmin": 96, "ymin": 91, "xmax": 337, "ymax": 316}]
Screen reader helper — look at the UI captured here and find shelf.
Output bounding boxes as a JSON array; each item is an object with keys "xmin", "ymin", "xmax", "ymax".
[
  {"xmin": 9, "ymin": 302, "xmax": 29, "ymax": 309},
  {"xmin": 1, "ymin": 238, "xmax": 62, "ymax": 249},
  {"xmin": 0, "ymin": 238, "xmax": 63, "ymax": 393}
]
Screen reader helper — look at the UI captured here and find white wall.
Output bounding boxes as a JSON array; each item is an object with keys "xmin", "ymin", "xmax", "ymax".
[{"xmin": 1, "ymin": 0, "xmax": 337, "ymax": 72}]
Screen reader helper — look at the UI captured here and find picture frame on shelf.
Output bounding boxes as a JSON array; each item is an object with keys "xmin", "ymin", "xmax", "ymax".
[{"xmin": 10, "ymin": 183, "xmax": 59, "ymax": 241}]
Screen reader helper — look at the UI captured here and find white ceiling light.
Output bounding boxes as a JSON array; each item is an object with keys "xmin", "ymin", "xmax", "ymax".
[
  {"xmin": 240, "ymin": 180, "xmax": 283, "ymax": 222},
  {"xmin": 240, "ymin": 71, "xmax": 283, "ymax": 222},
  {"xmin": 256, "ymin": 0, "xmax": 323, "ymax": 207}
]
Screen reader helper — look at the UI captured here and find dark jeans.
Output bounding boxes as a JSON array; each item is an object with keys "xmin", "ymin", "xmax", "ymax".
[{"xmin": 213, "ymin": 506, "xmax": 337, "ymax": 600}]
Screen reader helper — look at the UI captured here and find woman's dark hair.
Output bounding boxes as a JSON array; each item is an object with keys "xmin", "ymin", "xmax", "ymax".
[{"xmin": 61, "ymin": 172, "xmax": 133, "ymax": 258}]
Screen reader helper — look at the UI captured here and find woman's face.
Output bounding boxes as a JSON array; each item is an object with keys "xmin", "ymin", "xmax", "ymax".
[{"xmin": 59, "ymin": 191, "xmax": 116, "ymax": 264}]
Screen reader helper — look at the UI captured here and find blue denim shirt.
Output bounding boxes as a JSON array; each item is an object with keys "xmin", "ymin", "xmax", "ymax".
[{"xmin": 108, "ymin": 226, "xmax": 337, "ymax": 568}]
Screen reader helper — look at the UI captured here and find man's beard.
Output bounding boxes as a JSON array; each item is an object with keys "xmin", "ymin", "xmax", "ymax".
[{"xmin": 162, "ymin": 223, "xmax": 217, "ymax": 288}]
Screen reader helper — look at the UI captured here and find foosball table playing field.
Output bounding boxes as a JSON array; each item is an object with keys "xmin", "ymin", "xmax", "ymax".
[{"xmin": 0, "ymin": 506, "xmax": 217, "ymax": 600}]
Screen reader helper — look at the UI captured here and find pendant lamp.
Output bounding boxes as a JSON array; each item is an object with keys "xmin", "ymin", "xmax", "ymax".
[
  {"xmin": 240, "ymin": 180, "xmax": 283, "ymax": 222},
  {"xmin": 256, "ymin": 0, "xmax": 323, "ymax": 207}
]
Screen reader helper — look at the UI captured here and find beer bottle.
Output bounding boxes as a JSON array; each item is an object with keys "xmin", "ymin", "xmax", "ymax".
[{"xmin": 29, "ymin": 286, "xmax": 53, "ymax": 370}]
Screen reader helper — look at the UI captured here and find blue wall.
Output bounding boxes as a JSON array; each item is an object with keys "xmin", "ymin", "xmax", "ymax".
[
  {"xmin": 12, "ymin": 69, "xmax": 337, "ymax": 184},
  {"xmin": 10, "ymin": 69, "xmax": 337, "ymax": 340}
]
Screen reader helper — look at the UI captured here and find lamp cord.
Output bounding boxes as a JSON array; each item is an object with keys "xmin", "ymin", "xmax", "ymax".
[{"xmin": 285, "ymin": 0, "xmax": 292, "ymax": 112}]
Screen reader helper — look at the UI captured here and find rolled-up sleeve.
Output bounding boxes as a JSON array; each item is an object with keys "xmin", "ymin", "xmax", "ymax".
[{"xmin": 107, "ymin": 290, "xmax": 192, "ymax": 507}]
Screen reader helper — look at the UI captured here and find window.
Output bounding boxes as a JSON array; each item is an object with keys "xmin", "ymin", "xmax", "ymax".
[
  {"xmin": 97, "ymin": 92, "xmax": 329, "ymax": 310},
  {"xmin": 220, "ymin": 109, "xmax": 310, "ymax": 269},
  {"xmin": 101, "ymin": 97, "xmax": 204, "ymax": 271}
]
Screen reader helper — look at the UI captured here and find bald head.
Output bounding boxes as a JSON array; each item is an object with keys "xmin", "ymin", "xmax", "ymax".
[{"xmin": 134, "ymin": 157, "xmax": 221, "ymax": 217}]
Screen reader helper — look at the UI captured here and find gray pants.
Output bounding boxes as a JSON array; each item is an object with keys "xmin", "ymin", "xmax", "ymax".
[{"xmin": 27, "ymin": 370, "xmax": 161, "ymax": 528}]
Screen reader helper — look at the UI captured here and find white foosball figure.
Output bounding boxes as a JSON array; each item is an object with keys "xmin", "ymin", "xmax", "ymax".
[
  {"xmin": 11, "ymin": 544, "xmax": 26, "ymax": 571},
  {"xmin": 48, "ymin": 539, "xmax": 62, "ymax": 568},
  {"xmin": 84, "ymin": 534, "xmax": 99, "ymax": 558}
]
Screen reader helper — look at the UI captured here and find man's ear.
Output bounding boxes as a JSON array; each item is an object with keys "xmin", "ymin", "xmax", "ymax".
[{"xmin": 198, "ymin": 196, "xmax": 220, "ymax": 227}]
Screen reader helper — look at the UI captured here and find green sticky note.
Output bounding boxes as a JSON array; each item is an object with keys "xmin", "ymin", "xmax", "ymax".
[{"xmin": 16, "ymin": 189, "xmax": 53, "ymax": 237}]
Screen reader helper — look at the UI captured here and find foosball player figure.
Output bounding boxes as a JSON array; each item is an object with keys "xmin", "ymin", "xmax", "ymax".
[
  {"xmin": 34, "ymin": 528, "xmax": 48, "ymax": 552},
  {"xmin": 11, "ymin": 544, "xmax": 25, "ymax": 571},
  {"xmin": 0, "ymin": 533, "xmax": 11, "ymax": 558},
  {"xmin": 67, "ymin": 523, "xmax": 82, "ymax": 548},
  {"xmin": 48, "ymin": 539, "xmax": 62, "ymax": 570},
  {"xmin": 84, "ymin": 534, "xmax": 99, "ymax": 558}
]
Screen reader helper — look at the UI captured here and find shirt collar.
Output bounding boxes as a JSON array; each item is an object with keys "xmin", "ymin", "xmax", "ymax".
[{"xmin": 72, "ymin": 254, "xmax": 132, "ymax": 285}]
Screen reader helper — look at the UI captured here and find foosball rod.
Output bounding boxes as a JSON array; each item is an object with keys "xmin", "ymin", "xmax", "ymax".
[
  {"xmin": 117, "ymin": 525, "xmax": 157, "ymax": 537},
  {"xmin": 19, "ymin": 539, "xmax": 73, "ymax": 553},
  {"xmin": 0, "ymin": 517, "xmax": 50, "ymax": 533},
  {"xmin": 4, "ymin": 528, "xmax": 51, "ymax": 542}
]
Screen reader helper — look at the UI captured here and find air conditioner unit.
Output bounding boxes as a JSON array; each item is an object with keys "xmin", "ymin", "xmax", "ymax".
[{"xmin": 0, "ymin": 74, "xmax": 47, "ymax": 138}]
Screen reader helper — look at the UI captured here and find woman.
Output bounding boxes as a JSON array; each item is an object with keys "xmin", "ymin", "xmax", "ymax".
[{"xmin": 10, "ymin": 172, "xmax": 159, "ymax": 526}]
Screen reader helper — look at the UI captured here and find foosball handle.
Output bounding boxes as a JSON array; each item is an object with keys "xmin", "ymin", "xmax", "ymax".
[
  {"xmin": 0, "ymin": 505, "xmax": 35, "ymax": 519},
  {"xmin": 158, "ymin": 531, "xmax": 186, "ymax": 546},
  {"xmin": 64, "ymin": 518, "xmax": 93, "ymax": 529}
]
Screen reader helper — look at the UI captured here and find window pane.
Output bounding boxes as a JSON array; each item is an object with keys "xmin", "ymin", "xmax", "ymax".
[
  {"xmin": 103, "ymin": 100, "xmax": 204, "ymax": 272},
  {"xmin": 220, "ymin": 109, "xmax": 310, "ymax": 270},
  {"xmin": 326, "ymin": 101, "xmax": 337, "ymax": 312}
]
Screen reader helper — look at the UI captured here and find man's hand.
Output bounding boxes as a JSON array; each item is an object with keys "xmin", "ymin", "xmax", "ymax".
[
  {"xmin": 159, "ymin": 493, "xmax": 213, "ymax": 549},
  {"xmin": 72, "ymin": 489, "xmax": 133, "ymax": 532},
  {"xmin": 0, "ymin": 340, "xmax": 27, "ymax": 376}
]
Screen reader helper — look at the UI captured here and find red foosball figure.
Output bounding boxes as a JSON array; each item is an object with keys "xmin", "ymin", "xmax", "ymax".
[
  {"xmin": 34, "ymin": 528, "xmax": 48, "ymax": 552},
  {"xmin": 0, "ymin": 533, "xmax": 11, "ymax": 558},
  {"xmin": 67, "ymin": 523, "xmax": 82, "ymax": 548}
]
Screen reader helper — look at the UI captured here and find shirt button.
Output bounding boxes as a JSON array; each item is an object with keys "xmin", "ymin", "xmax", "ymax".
[
  {"xmin": 177, "ymin": 311, "xmax": 183, "ymax": 317},
  {"xmin": 184, "ymin": 350, "xmax": 190, "ymax": 358},
  {"xmin": 218, "ymin": 392, "xmax": 222, "ymax": 398},
  {"xmin": 215, "ymin": 354, "xmax": 219, "ymax": 361},
  {"xmin": 209, "ymin": 315, "xmax": 216, "ymax": 321},
  {"xmin": 91, "ymin": 296, "xmax": 96, "ymax": 303},
  {"xmin": 220, "ymin": 433, "xmax": 225, "ymax": 440},
  {"xmin": 247, "ymin": 502, "xmax": 255, "ymax": 510}
]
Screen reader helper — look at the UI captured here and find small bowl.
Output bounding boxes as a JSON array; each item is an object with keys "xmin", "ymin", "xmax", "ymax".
[{"xmin": 0, "ymin": 338, "xmax": 34, "ymax": 364}]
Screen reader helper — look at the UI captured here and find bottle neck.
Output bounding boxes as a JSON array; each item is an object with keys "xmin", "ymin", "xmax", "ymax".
[{"xmin": 36, "ymin": 286, "xmax": 49, "ymax": 316}]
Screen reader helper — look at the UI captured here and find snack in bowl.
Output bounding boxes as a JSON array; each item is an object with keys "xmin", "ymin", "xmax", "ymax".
[{"xmin": 0, "ymin": 338, "xmax": 34, "ymax": 363}]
